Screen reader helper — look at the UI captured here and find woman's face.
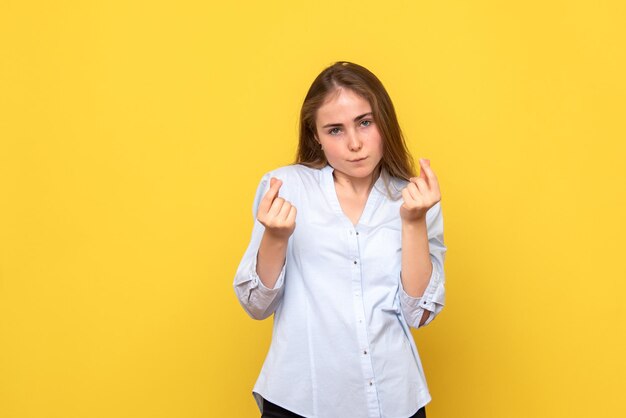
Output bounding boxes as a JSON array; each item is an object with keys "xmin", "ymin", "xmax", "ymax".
[{"xmin": 315, "ymin": 88, "xmax": 383, "ymax": 182}]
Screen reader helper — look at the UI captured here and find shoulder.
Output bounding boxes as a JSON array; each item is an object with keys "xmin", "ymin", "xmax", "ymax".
[
  {"xmin": 255, "ymin": 163, "xmax": 322, "ymax": 200},
  {"xmin": 377, "ymin": 170, "xmax": 409, "ymax": 202},
  {"xmin": 389, "ymin": 174, "xmax": 409, "ymax": 190},
  {"xmin": 259, "ymin": 163, "xmax": 323, "ymax": 187},
  {"xmin": 263, "ymin": 163, "xmax": 320, "ymax": 179}
]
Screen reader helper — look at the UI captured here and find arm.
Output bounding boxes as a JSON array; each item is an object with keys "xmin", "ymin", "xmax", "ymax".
[
  {"xmin": 399, "ymin": 201, "xmax": 446, "ymax": 328},
  {"xmin": 256, "ymin": 233, "xmax": 289, "ymax": 290},
  {"xmin": 233, "ymin": 174, "xmax": 296, "ymax": 320},
  {"xmin": 399, "ymin": 159, "xmax": 447, "ymax": 329},
  {"xmin": 401, "ymin": 218, "xmax": 433, "ymax": 326},
  {"xmin": 255, "ymin": 177, "xmax": 296, "ymax": 289}
]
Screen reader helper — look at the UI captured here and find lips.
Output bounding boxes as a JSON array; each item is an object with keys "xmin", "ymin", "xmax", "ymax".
[{"xmin": 349, "ymin": 157, "xmax": 367, "ymax": 162}]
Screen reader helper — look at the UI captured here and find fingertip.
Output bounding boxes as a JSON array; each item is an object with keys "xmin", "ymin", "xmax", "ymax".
[{"xmin": 270, "ymin": 177, "xmax": 283, "ymax": 187}]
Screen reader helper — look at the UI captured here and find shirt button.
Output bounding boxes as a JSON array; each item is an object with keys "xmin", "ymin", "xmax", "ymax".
[
  {"xmin": 353, "ymin": 260, "xmax": 357, "ymax": 264},
  {"xmin": 369, "ymin": 381, "xmax": 373, "ymax": 386},
  {"xmin": 363, "ymin": 350, "xmax": 368, "ymax": 355},
  {"xmin": 356, "ymin": 231, "xmax": 359, "ymax": 235}
]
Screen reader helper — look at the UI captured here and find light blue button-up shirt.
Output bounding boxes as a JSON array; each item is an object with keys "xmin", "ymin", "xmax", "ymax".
[{"xmin": 233, "ymin": 163, "xmax": 446, "ymax": 418}]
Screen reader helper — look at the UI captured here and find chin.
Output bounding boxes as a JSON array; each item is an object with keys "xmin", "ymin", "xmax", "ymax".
[{"xmin": 342, "ymin": 165, "xmax": 377, "ymax": 178}]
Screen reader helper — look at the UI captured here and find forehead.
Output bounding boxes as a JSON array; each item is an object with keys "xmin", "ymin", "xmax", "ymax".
[{"xmin": 316, "ymin": 88, "xmax": 372, "ymax": 123}]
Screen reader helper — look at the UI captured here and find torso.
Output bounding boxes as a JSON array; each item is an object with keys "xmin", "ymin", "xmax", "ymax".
[
  {"xmin": 245, "ymin": 163, "xmax": 430, "ymax": 417},
  {"xmin": 332, "ymin": 168, "xmax": 379, "ymax": 226},
  {"xmin": 335, "ymin": 186, "xmax": 370, "ymax": 226}
]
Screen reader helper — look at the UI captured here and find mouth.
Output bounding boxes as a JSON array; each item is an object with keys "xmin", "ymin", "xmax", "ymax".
[{"xmin": 349, "ymin": 157, "xmax": 368, "ymax": 163}]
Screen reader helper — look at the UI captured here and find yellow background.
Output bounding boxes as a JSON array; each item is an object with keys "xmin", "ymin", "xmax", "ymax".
[{"xmin": 1, "ymin": 1, "xmax": 624, "ymax": 417}]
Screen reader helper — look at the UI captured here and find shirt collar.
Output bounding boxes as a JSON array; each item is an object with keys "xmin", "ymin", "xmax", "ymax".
[
  {"xmin": 322, "ymin": 163, "xmax": 385, "ymax": 191},
  {"xmin": 321, "ymin": 163, "xmax": 385, "ymax": 227}
]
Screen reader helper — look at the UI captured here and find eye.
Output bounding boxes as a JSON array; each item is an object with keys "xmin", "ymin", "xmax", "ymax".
[
  {"xmin": 328, "ymin": 127, "xmax": 341, "ymax": 135},
  {"xmin": 360, "ymin": 119, "xmax": 372, "ymax": 127}
]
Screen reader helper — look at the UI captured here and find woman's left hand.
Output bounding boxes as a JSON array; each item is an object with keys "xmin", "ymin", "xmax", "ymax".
[{"xmin": 400, "ymin": 158, "xmax": 442, "ymax": 223}]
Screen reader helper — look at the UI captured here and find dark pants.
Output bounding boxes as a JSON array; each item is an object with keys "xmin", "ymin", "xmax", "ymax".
[{"xmin": 261, "ymin": 398, "xmax": 426, "ymax": 418}]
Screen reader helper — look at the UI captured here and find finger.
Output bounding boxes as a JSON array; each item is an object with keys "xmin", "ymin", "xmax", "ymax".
[
  {"xmin": 401, "ymin": 188, "xmax": 412, "ymax": 208},
  {"xmin": 286, "ymin": 205, "xmax": 297, "ymax": 224},
  {"xmin": 414, "ymin": 177, "xmax": 430, "ymax": 195},
  {"xmin": 277, "ymin": 200, "xmax": 292, "ymax": 220},
  {"xmin": 268, "ymin": 197, "xmax": 285, "ymax": 217},
  {"xmin": 258, "ymin": 177, "xmax": 283, "ymax": 214},
  {"xmin": 419, "ymin": 158, "xmax": 439, "ymax": 188},
  {"xmin": 407, "ymin": 180, "xmax": 421, "ymax": 201},
  {"xmin": 418, "ymin": 159, "xmax": 428, "ymax": 180}
]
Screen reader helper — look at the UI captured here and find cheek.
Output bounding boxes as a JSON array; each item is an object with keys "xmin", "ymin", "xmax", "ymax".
[
  {"xmin": 322, "ymin": 142, "xmax": 342, "ymax": 158},
  {"xmin": 369, "ymin": 130, "xmax": 384, "ymax": 152}
]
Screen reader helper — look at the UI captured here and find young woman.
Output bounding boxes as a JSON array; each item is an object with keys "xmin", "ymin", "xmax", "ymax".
[{"xmin": 233, "ymin": 61, "xmax": 446, "ymax": 418}]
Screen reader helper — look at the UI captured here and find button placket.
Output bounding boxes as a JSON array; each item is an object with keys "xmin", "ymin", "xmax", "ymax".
[{"xmin": 348, "ymin": 228, "xmax": 381, "ymax": 414}]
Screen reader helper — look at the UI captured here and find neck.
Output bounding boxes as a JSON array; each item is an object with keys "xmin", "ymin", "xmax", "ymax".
[{"xmin": 333, "ymin": 165, "xmax": 381, "ymax": 196}]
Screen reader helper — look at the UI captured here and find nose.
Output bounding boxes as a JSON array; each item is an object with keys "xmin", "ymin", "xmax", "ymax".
[{"xmin": 347, "ymin": 130, "xmax": 363, "ymax": 152}]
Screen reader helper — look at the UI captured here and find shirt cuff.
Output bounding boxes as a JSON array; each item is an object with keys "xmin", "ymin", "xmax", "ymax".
[{"xmin": 399, "ymin": 261, "xmax": 442, "ymax": 313}]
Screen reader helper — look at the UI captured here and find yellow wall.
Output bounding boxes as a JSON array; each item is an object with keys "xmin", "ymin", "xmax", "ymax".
[{"xmin": 1, "ymin": 1, "xmax": 624, "ymax": 417}]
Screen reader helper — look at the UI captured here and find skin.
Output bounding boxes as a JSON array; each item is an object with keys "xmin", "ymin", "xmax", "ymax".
[
  {"xmin": 399, "ymin": 157, "xmax": 441, "ymax": 325},
  {"xmin": 255, "ymin": 176, "xmax": 296, "ymax": 289},
  {"xmin": 255, "ymin": 88, "xmax": 442, "ymax": 326}
]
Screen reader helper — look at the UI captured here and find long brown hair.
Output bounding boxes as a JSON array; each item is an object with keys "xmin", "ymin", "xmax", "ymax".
[{"xmin": 295, "ymin": 61, "xmax": 416, "ymax": 188}]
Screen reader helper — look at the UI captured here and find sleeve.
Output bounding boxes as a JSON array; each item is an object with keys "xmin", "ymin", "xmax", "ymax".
[
  {"xmin": 399, "ymin": 200, "xmax": 447, "ymax": 329},
  {"xmin": 232, "ymin": 172, "xmax": 287, "ymax": 320}
]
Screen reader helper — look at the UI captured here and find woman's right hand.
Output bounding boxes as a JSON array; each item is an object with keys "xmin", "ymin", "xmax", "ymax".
[{"xmin": 257, "ymin": 177, "xmax": 297, "ymax": 240}]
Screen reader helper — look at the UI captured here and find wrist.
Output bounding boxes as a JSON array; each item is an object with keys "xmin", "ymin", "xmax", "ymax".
[
  {"xmin": 261, "ymin": 230, "xmax": 290, "ymax": 247},
  {"xmin": 401, "ymin": 216, "xmax": 427, "ymax": 230}
]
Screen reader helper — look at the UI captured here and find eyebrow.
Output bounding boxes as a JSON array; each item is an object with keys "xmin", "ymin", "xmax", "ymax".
[{"xmin": 321, "ymin": 112, "xmax": 373, "ymax": 128}]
